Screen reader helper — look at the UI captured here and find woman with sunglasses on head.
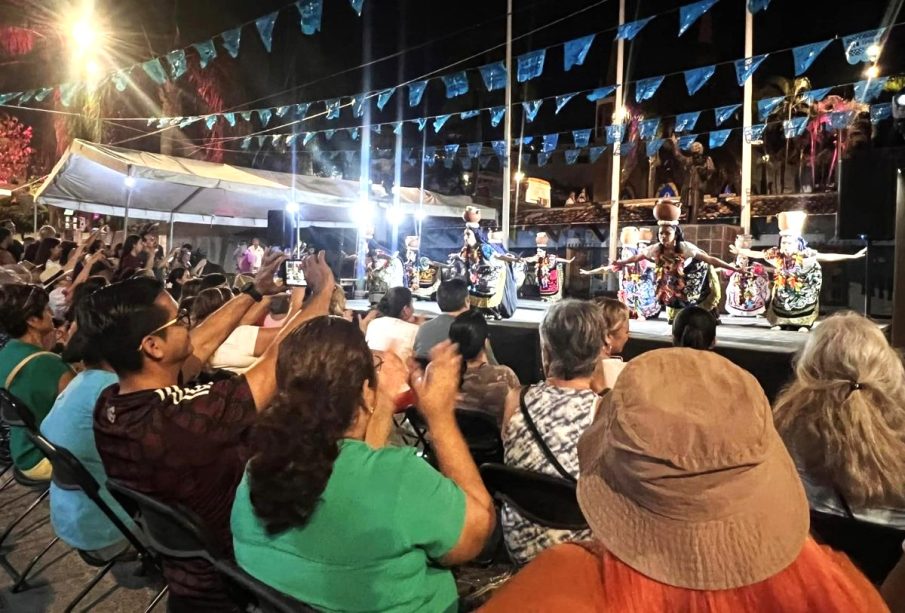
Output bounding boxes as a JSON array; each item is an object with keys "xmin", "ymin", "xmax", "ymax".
[{"xmin": 0, "ymin": 283, "xmax": 74, "ymax": 480}]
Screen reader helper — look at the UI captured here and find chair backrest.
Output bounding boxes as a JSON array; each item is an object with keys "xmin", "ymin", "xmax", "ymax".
[
  {"xmin": 0, "ymin": 388, "xmax": 37, "ymax": 432},
  {"xmin": 212, "ymin": 559, "xmax": 317, "ymax": 613},
  {"xmin": 107, "ymin": 479, "xmax": 219, "ymax": 563},
  {"xmin": 27, "ymin": 433, "xmax": 151, "ymax": 557},
  {"xmin": 480, "ymin": 463, "xmax": 588, "ymax": 531},
  {"xmin": 810, "ymin": 510, "xmax": 905, "ymax": 584},
  {"xmin": 455, "ymin": 409, "xmax": 504, "ymax": 465}
]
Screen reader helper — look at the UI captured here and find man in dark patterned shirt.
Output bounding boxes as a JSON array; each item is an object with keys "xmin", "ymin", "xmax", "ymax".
[{"xmin": 81, "ymin": 251, "xmax": 334, "ymax": 612}]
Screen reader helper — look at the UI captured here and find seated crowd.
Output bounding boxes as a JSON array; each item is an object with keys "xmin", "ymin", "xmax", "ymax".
[{"xmin": 0, "ymin": 221, "xmax": 901, "ymax": 612}]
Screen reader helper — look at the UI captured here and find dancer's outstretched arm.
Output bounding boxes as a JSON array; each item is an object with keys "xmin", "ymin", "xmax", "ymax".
[
  {"xmin": 814, "ymin": 247, "xmax": 867, "ymax": 263},
  {"xmin": 729, "ymin": 244, "xmax": 768, "ymax": 259},
  {"xmin": 694, "ymin": 250, "xmax": 740, "ymax": 272}
]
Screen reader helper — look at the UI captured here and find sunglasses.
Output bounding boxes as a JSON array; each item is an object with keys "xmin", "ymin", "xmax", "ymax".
[{"xmin": 137, "ymin": 308, "xmax": 191, "ymax": 350}]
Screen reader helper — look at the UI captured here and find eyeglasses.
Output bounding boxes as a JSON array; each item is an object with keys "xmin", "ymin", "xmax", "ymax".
[
  {"xmin": 137, "ymin": 308, "xmax": 190, "ymax": 351},
  {"xmin": 372, "ymin": 354, "xmax": 384, "ymax": 372}
]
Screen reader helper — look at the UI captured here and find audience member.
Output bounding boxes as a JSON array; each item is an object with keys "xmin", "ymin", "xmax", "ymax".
[
  {"xmin": 180, "ymin": 277, "xmax": 203, "ymax": 305},
  {"xmin": 414, "ymin": 279, "xmax": 470, "ymax": 359},
  {"xmin": 115, "ymin": 234, "xmax": 143, "ymax": 278},
  {"xmin": 481, "ymin": 349, "xmax": 885, "ymax": 612},
  {"xmin": 84, "ymin": 252, "xmax": 334, "ymax": 611},
  {"xmin": 593, "ymin": 297, "xmax": 630, "ymax": 356},
  {"xmin": 35, "ymin": 237, "xmax": 63, "ymax": 279},
  {"xmin": 0, "ymin": 284, "xmax": 74, "ymax": 479},
  {"xmin": 449, "ymin": 309, "xmax": 519, "ymax": 426},
  {"xmin": 263, "ymin": 294, "xmax": 290, "ymax": 328},
  {"xmin": 672, "ymin": 305, "xmax": 717, "ymax": 350},
  {"xmin": 166, "ymin": 267, "xmax": 190, "ymax": 302},
  {"xmin": 231, "ymin": 329, "xmax": 495, "ymax": 611},
  {"xmin": 365, "ymin": 286, "xmax": 420, "ymax": 362},
  {"xmin": 23, "ymin": 224, "xmax": 56, "ymax": 263},
  {"xmin": 0, "ymin": 227, "xmax": 16, "ymax": 265},
  {"xmin": 774, "ymin": 311, "xmax": 905, "ymax": 528},
  {"xmin": 60, "ymin": 240, "xmax": 78, "ymax": 266},
  {"xmin": 200, "ymin": 272, "xmax": 228, "ymax": 291},
  {"xmin": 499, "ymin": 300, "xmax": 604, "ymax": 563},
  {"xmin": 1, "ymin": 219, "xmax": 23, "ymax": 261}
]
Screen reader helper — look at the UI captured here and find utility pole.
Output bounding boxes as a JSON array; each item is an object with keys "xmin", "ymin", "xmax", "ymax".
[
  {"xmin": 607, "ymin": 0, "xmax": 625, "ymax": 264},
  {"xmin": 501, "ymin": 0, "xmax": 513, "ymax": 246},
  {"xmin": 741, "ymin": 2, "xmax": 754, "ymax": 233}
]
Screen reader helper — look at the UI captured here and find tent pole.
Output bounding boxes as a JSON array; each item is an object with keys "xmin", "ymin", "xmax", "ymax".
[
  {"xmin": 608, "ymin": 0, "xmax": 625, "ymax": 265},
  {"xmin": 165, "ymin": 187, "xmax": 203, "ymax": 253},
  {"xmin": 741, "ymin": 4, "xmax": 754, "ymax": 233}
]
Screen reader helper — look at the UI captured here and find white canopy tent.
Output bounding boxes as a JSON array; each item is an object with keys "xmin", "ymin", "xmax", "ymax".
[{"xmin": 35, "ymin": 139, "xmax": 495, "ymax": 230}]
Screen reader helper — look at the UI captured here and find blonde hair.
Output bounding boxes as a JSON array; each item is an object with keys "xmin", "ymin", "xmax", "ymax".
[
  {"xmin": 593, "ymin": 297, "xmax": 630, "ymax": 337},
  {"xmin": 774, "ymin": 311, "xmax": 905, "ymax": 507}
]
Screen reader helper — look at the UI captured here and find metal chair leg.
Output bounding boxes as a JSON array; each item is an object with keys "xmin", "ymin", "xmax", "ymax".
[
  {"xmin": 144, "ymin": 584, "xmax": 168, "ymax": 613},
  {"xmin": 0, "ymin": 488, "xmax": 49, "ymax": 548},
  {"xmin": 10, "ymin": 535, "xmax": 60, "ymax": 592},
  {"xmin": 63, "ymin": 558, "xmax": 116, "ymax": 613}
]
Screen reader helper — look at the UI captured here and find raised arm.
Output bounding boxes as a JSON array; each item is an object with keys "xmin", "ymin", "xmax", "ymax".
[
  {"xmin": 729, "ymin": 244, "xmax": 768, "ymax": 260},
  {"xmin": 694, "ymin": 250, "xmax": 739, "ymax": 272},
  {"xmin": 815, "ymin": 247, "xmax": 867, "ymax": 263},
  {"xmin": 579, "ymin": 265, "xmax": 610, "ymax": 276}
]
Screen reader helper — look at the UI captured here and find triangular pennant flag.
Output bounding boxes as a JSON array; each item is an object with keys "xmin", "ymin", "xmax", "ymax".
[
  {"xmin": 141, "ymin": 58, "xmax": 168, "ymax": 85},
  {"xmin": 522, "ymin": 99, "xmax": 543, "ymax": 122},
  {"xmin": 324, "ymin": 129, "xmax": 336, "ymax": 140},
  {"xmin": 617, "ymin": 16, "xmax": 654, "ymax": 40},
  {"xmin": 542, "ymin": 133, "xmax": 560, "ymax": 153},
  {"xmin": 489, "ymin": 106, "xmax": 506, "ymax": 127},
  {"xmin": 792, "ymin": 40, "xmax": 831, "ymax": 76},
  {"xmin": 255, "ymin": 12, "xmax": 278, "ymax": 53},
  {"xmin": 635, "ymin": 76, "xmax": 664, "ymax": 102},
  {"xmin": 275, "ymin": 106, "xmax": 290, "ymax": 118},
  {"xmin": 492, "ymin": 140, "xmax": 507, "ymax": 159},
  {"xmin": 376, "ymin": 88, "xmax": 395, "ymax": 111},
  {"xmin": 675, "ymin": 111, "xmax": 701, "ymax": 133},
  {"xmin": 479, "ymin": 154, "xmax": 494, "ymax": 169},
  {"xmin": 408, "ymin": 80, "xmax": 428, "ymax": 107},
  {"xmin": 241, "ymin": 136, "xmax": 252, "ymax": 150},
  {"xmin": 757, "ymin": 95, "xmax": 785, "ymax": 121},
  {"xmin": 517, "ymin": 49, "xmax": 546, "ymax": 82},
  {"xmin": 343, "ymin": 150, "xmax": 357, "ymax": 164},
  {"xmin": 646, "ymin": 138, "xmax": 664, "ymax": 157},
  {"xmin": 801, "ymin": 87, "xmax": 832, "ymax": 104},
  {"xmin": 34, "ymin": 87, "xmax": 54, "ymax": 102},
  {"xmin": 257, "ymin": 135, "xmax": 267, "ymax": 148},
  {"xmin": 416, "ymin": 117, "xmax": 429, "ymax": 132},
  {"xmin": 460, "ymin": 110, "xmax": 481, "ymax": 120},
  {"xmin": 111, "ymin": 71, "xmax": 130, "ymax": 92},
  {"xmin": 714, "ymin": 103, "xmax": 741, "ymax": 126},
  {"xmin": 303, "ymin": 132, "xmax": 316, "ymax": 146},
  {"xmin": 0, "ymin": 92, "xmax": 18, "ymax": 105},
  {"xmin": 478, "ymin": 61, "xmax": 507, "ymax": 92},
  {"xmin": 257, "ymin": 108, "xmax": 272, "ymax": 127},
  {"xmin": 349, "ymin": 0, "xmax": 364, "ymax": 16},
  {"xmin": 441, "ymin": 72, "xmax": 469, "ymax": 98},
  {"xmin": 444, "ymin": 144, "xmax": 460, "ymax": 157},
  {"xmin": 297, "ymin": 0, "xmax": 324, "ymax": 35},
  {"xmin": 639, "ymin": 118, "xmax": 661, "ymax": 140},
  {"xmin": 205, "ymin": 115, "xmax": 218, "ymax": 130},
  {"xmin": 606, "ymin": 124, "xmax": 625, "ymax": 144},
  {"xmin": 709, "ymin": 129, "xmax": 732, "ymax": 148},
  {"xmin": 521, "ymin": 136, "xmax": 534, "ymax": 145},
  {"xmin": 683, "ymin": 65, "xmax": 715, "ymax": 95},
  {"xmin": 192, "ymin": 39, "xmax": 217, "ymax": 69},
  {"xmin": 678, "ymin": 134, "xmax": 698, "ymax": 150},
  {"xmin": 743, "ymin": 124, "xmax": 766, "ymax": 143},
  {"xmin": 467, "ymin": 143, "xmax": 482, "ymax": 158},
  {"xmin": 735, "ymin": 54, "xmax": 768, "ymax": 86},
  {"xmin": 443, "ymin": 156, "xmax": 456, "ymax": 170},
  {"xmin": 434, "ymin": 114, "xmax": 452, "ymax": 133},
  {"xmin": 618, "ymin": 141, "xmax": 635, "ymax": 156},
  {"xmin": 563, "ymin": 34, "xmax": 595, "ymax": 71},
  {"xmin": 393, "ymin": 122, "xmax": 403, "ymax": 135},
  {"xmin": 272, "ymin": 135, "xmax": 283, "ymax": 147},
  {"xmin": 240, "ymin": 111, "xmax": 253, "ymax": 122},
  {"xmin": 870, "ymin": 103, "xmax": 892, "ymax": 124},
  {"xmin": 572, "ymin": 129, "xmax": 591, "ymax": 148},
  {"xmin": 841, "ymin": 28, "xmax": 887, "ymax": 65},
  {"xmin": 286, "ymin": 133, "xmax": 299, "ymax": 146},
  {"xmin": 555, "ymin": 93, "xmax": 577, "ymax": 114},
  {"xmin": 221, "ymin": 27, "xmax": 242, "ymax": 58},
  {"xmin": 537, "ymin": 152, "xmax": 550, "ymax": 167},
  {"xmin": 17, "ymin": 90, "xmax": 35, "ymax": 104},
  {"xmin": 782, "ymin": 117, "xmax": 809, "ymax": 138},
  {"xmin": 564, "ymin": 149, "xmax": 581, "ymax": 165},
  {"xmin": 588, "ymin": 146, "xmax": 607, "ymax": 163},
  {"xmin": 424, "ymin": 146, "xmax": 437, "ymax": 166},
  {"xmin": 371, "ymin": 124, "xmax": 382, "ymax": 134},
  {"xmin": 347, "ymin": 127, "xmax": 359, "ymax": 140},
  {"xmin": 223, "ymin": 112, "xmax": 236, "ymax": 127},
  {"xmin": 854, "ymin": 77, "xmax": 888, "ymax": 103},
  {"xmin": 748, "ymin": 0, "xmax": 771, "ymax": 12},
  {"xmin": 166, "ymin": 49, "xmax": 188, "ymax": 80},
  {"xmin": 325, "ymin": 98, "xmax": 341, "ymax": 120},
  {"xmin": 295, "ymin": 103, "xmax": 310, "ymax": 119},
  {"xmin": 587, "ymin": 85, "xmax": 616, "ymax": 102},
  {"xmin": 828, "ymin": 111, "xmax": 855, "ymax": 131},
  {"xmin": 679, "ymin": 0, "xmax": 718, "ymax": 37},
  {"xmin": 352, "ymin": 93, "xmax": 367, "ymax": 118}
]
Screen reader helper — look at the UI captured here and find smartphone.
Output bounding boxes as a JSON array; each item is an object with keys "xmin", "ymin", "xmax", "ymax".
[{"xmin": 281, "ymin": 259, "xmax": 307, "ymax": 287}]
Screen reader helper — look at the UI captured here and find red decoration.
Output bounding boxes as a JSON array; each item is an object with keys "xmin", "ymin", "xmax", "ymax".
[{"xmin": 0, "ymin": 114, "xmax": 34, "ymax": 184}]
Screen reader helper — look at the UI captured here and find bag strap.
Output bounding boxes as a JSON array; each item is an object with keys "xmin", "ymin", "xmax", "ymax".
[
  {"xmin": 5, "ymin": 351, "xmax": 56, "ymax": 390},
  {"xmin": 519, "ymin": 385, "xmax": 576, "ymax": 484}
]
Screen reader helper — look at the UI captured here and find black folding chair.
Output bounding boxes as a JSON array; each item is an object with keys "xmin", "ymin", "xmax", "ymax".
[
  {"xmin": 479, "ymin": 463, "xmax": 588, "ymax": 531},
  {"xmin": 455, "ymin": 410, "xmax": 504, "ymax": 466},
  {"xmin": 0, "ymin": 388, "xmax": 60, "ymax": 588},
  {"xmin": 810, "ymin": 509, "xmax": 905, "ymax": 585},
  {"xmin": 27, "ymin": 433, "xmax": 164, "ymax": 611},
  {"xmin": 107, "ymin": 480, "xmax": 315, "ymax": 613}
]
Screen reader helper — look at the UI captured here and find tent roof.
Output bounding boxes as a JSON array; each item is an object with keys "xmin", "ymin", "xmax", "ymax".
[{"xmin": 35, "ymin": 139, "xmax": 494, "ymax": 228}]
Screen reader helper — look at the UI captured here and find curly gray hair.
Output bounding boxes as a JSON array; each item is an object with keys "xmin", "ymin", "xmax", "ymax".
[{"xmin": 540, "ymin": 299, "xmax": 606, "ymax": 380}]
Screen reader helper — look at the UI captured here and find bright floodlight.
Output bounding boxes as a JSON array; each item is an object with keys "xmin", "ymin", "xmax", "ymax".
[
  {"xmin": 867, "ymin": 44, "xmax": 882, "ymax": 63},
  {"xmin": 462, "ymin": 172, "xmax": 471, "ymax": 183},
  {"xmin": 386, "ymin": 206, "xmax": 404, "ymax": 226},
  {"xmin": 864, "ymin": 65, "xmax": 880, "ymax": 79},
  {"xmin": 514, "ymin": 170, "xmax": 525, "ymax": 182},
  {"xmin": 70, "ymin": 17, "xmax": 98, "ymax": 55},
  {"xmin": 285, "ymin": 201, "xmax": 299, "ymax": 214},
  {"xmin": 897, "ymin": 94, "xmax": 905, "ymax": 106},
  {"xmin": 415, "ymin": 209, "xmax": 426, "ymax": 221},
  {"xmin": 123, "ymin": 176, "xmax": 136, "ymax": 189}
]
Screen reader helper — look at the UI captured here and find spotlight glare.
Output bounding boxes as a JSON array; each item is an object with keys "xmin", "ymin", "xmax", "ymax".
[
  {"xmin": 897, "ymin": 94, "xmax": 905, "ymax": 106},
  {"xmin": 386, "ymin": 206, "xmax": 404, "ymax": 226},
  {"xmin": 867, "ymin": 44, "xmax": 882, "ymax": 63},
  {"xmin": 123, "ymin": 176, "xmax": 136, "ymax": 189},
  {"xmin": 514, "ymin": 171, "xmax": 525, "ymax": 183},
  {"xmin": 864, "ymin": 65, "xmax": 880, "ymax": 80},
  {"xmin": 285, "ymin": 201, "xmax": 299, "ymax": 214},
  {"xmin": 461, "ymin": 172, "xmax": 470, "ymax": 183},
  {"xmin": 415, "ymin": 209, "xmax": 426, "ymax": 222}
]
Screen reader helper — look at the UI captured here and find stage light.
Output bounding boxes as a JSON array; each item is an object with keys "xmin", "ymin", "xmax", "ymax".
[
  {"xmin": 386, "ymin": 206, "xmax": 404, "ymax": 226},
  {"xmin": 612, "ymin": 107, "xmax": 630, "ymax": 124},
  {"xmin": 867, "ymin": 44, "xmax": 882, "ymax": 63},
  {"xmin": 70, "ymin": 16, "xmax": 98, "ymax": 55},
  {"xmin": 462, "ymin": 172, "xmax": 470, "ymax": 183},
  {"xmin": 285, "ymin": 201, "xmax": 299, "ymax": 214},
  {"xmin": 123, "ymin": 176, "xmax": 136, "ymax": 189},
  {"xmin": 415, "ymin": 209, "xmax": 426, "ymax": 222},
  {"xmin": 85, "ymin": 58, "xmax": 102, "ymax": 83},
  {"xmin": 864, "ymin": 65, "xmax": 880, "ymax": 79},
  {"xmin": 897, "ymin": 94, "xmax": 905, "ymax": 106},
  {"xmin": 514, "ymin": 170, "xmax": 525, "ymax": 182}
]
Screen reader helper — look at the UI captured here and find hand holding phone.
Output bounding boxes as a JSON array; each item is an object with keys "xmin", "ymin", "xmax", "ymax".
[{"xmin": 281, "ymin": 258, "xmax": 308, "ymax": 287}]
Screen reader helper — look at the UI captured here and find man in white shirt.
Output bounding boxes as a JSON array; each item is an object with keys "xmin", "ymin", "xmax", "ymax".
[{"xmin": 249, "ymin": 238, "xmax": 265, "ymax": 273}]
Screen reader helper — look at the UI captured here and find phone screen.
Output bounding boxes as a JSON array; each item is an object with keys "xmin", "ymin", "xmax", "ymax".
[{"xmin": 283, "ymin": 259, "xmax": 307, "ymax": 286}]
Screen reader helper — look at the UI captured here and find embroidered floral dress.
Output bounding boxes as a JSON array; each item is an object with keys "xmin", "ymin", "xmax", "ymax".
[
  {"xmin": 764, "ymin": 247, "xmax": 822, "ymax": 327},
  {"xmin": 725, "ymin": 256, "xmax": 770, "ymax": 317},
  {"xmin": 536, "ymin": 253, "xmax": 563, "ymax": 301},
  {"xmin": 618, "ymin": 246, "xmax": 660, "ymax": 318},
  {"xmin": 643, "ymin": 241, "xmax": 720, "ymax": 320}
]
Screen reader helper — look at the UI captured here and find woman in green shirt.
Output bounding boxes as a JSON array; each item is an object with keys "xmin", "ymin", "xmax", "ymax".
[
  {"xmin": 0, "ymin": 283, "xmax": 74, "ymax": 479},
  {"xmin": 231, "ymin": 316, "xmax": 496, "ymax": 612}
]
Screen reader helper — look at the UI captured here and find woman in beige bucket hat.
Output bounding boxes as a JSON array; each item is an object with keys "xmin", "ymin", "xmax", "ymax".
[{"xmin": 481, "ymin": 348, "xmax": 886, "ymax": 612}]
